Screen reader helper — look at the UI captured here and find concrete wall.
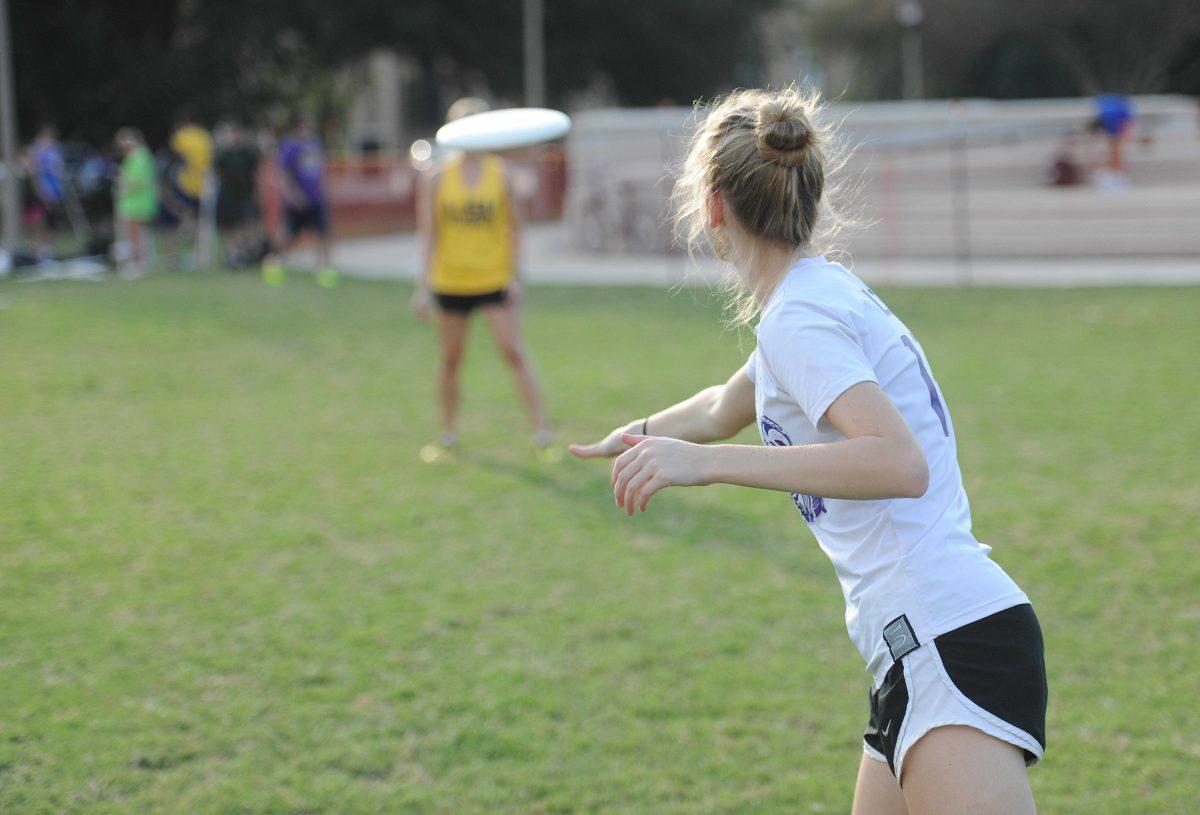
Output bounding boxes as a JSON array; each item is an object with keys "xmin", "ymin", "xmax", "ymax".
[{"xmin": 564, "ymin": 96, "xmax": 1200, "ymax": 259}]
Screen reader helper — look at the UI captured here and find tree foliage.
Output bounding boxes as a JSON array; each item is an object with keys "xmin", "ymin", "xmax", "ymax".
[
  {"xmin": 20, "ymin": 0, "xmax": 1192, "ymax": 146},
  {"xmin": 808, "ymin": 0, "xmax": 1200, "ymax": 100},
  {"xmin": 13, "ymin": 0, "xmax": 776, "ymax": 145}
]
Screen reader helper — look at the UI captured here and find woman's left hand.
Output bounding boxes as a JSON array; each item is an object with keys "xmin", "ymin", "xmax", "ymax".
[{"xmin": 611, "ymin": 434, "xmax": 713, "ymax": 515}]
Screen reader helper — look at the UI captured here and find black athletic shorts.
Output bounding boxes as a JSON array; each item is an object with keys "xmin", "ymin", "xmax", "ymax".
[
  {"xmin": 863, "ymin": 603, "xmax": 1048, "ymax": 777},
  {"xmin": 434, "ymin": 289, "xmax": 509, "ymax": 313},
  {"xmin": 285, "ymin": 201, "xmax": 329, "ymax": 237}
]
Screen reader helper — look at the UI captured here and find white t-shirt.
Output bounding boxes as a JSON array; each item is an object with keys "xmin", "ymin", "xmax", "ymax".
[{"xmin": 746, "ymin": 256, "xmax": 1028, "ymax": 686}]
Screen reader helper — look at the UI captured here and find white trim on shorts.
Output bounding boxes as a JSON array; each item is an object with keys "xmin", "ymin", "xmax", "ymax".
[{"xmin": 862, "ymin": 642, "xmax": 1044, "ymax": 783}]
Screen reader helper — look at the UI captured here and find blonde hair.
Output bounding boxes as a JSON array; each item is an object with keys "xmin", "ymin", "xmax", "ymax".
[
  {"xmin": 114, "ymin": 127, "xmax": 145, "ymax": 152},
  {"xmin": 446, "ymin": 97, "xmax": 490, "ymax": 122},
  {"xmin": 673, "ymin": 86, "xmax": 851, "ymax": 323}
]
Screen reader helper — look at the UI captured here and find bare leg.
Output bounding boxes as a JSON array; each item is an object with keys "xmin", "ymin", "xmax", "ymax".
[
  {"xmin": 852, "ymin": 752, "xmax": 909, "ymax": 815},
  {"xmin": 481, "ymin": 300, "xmax": 548, "ymax": 434},
  {"xmin": 314, "ymin": 234, "xmax": 338, "ymax": 288},
  {"xmin": 317, "ymin": 235, "xmax": 332, "ymax": 269},
  {"xmin": 1107, "ymin": 135, "xmax": 1121, "ymax": 173},
  {"xmin": 436, "ymin": 309, "xmax": 471, "ymax": 438},
  {"xmin": 31, "ymin": 212, "xmax": 49, "ymax": 258},
  {"xmin": 273, "ymin": 230, "xmax": 297, "ymax": 266},
  {"xmin": 901, "ymin": 726, "xmax": 1036, "ymax": 815},
  {"xmin": 128, "ymin": 221, "xmax": 143, "ymax": 266}
]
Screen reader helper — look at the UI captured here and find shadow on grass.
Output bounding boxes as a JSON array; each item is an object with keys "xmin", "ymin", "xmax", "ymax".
[{"xmin": 467, "ymin": 449, "xmax": 810, "ymax": 568}]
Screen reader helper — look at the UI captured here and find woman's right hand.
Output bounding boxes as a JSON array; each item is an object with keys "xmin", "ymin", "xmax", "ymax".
[
  {"xmin": 411, "ymin": 288, "xmax": 431, "ymax": 322},
  {"xmin": 570, "ymin": 422, "xmax": 641, "ymax": 459}
]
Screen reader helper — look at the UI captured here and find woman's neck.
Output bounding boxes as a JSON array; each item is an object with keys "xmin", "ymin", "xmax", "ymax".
[
  {"xmin": 457, "ymin": 152, "xmax": 484, "ymax": 186},
  {"xmin": 746, "ymin": 242, "xmax": 804, "ymax": 308}
]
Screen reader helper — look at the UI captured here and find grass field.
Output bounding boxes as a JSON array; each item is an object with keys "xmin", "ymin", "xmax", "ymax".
[{"xmin": 1, "ymin": 273, "xmax": 1197, "ymax": 814}]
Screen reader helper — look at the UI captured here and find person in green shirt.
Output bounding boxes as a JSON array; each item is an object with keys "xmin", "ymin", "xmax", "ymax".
[{"xmin": 115, "ymin": 127, "xmax": 158, "ymax": 277}]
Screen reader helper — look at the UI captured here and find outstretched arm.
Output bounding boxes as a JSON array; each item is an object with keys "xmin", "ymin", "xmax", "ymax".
[
  {"xmin": 611, "ymin": 381, "xmax": 929, "ymax": 515},
  {"xmin": 570, "ymin": 364, "xmax": 756, "ymax": 459}
]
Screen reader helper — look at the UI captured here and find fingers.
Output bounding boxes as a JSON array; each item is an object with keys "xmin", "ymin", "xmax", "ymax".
[
  {"xmin": 638, "ymin": 473, "xmax": 668, "ymax": 512},
  {"xmin": 612, "ymin": 449, "xmax": 645, "ymax": 507},
  {"xmin": 623, "ymin": 468, "xmax": 658, "ymax": 515},
  {"xmin": 610, "ymin": 442, "xmax": 642, "ymax": 488},
  {"xmin": 610, "ymin": 433, "xmax": 647, "ymax": 485},
  {"xmin": 569, "ymin": 441, "xmax": 607, "ymax": 458},
  {"xmin": 573, "ymin": 428, "xmax": 643, "ymax": 461},
  {"xmin": 578, "ymin": 432, "xmax": 673, "ymax": 515}
]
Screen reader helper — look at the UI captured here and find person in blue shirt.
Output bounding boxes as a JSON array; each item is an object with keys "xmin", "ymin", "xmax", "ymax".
[
  {"xmin": 1089, "ymin": 94, "xmax": 1135, "ymax": 187},
  {"xmin": 26, "ymin": 124, "xmax": 67, "ymax": 259}
]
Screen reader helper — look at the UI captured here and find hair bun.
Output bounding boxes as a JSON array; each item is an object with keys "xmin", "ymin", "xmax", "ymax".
[{"xmin": 755, "ymin": 100, "xmax": 812, "ymax": 167}]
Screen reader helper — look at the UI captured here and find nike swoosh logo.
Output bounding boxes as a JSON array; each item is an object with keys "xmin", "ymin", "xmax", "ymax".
[{"xmin": 880, "ymin": 721, "xmax": 892, "ymax": 738}]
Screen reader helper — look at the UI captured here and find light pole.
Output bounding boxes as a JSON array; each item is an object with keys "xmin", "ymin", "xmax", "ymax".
[
  {"xmin": 523, "ymin": 0, "xmax": 545, "ymax": 107},
  {"xmin": 896, "ymin": 1, "xmax": 924, "ymax": 101},
  {"xmin": 0, "ymin": 0, "xmax": 20, "ymax": 255}
]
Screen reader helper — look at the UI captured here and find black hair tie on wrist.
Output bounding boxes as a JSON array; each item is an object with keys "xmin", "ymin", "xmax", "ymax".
[{"xmin": 641, "ymin": 417, "xmax": 649, "ymax": 436}]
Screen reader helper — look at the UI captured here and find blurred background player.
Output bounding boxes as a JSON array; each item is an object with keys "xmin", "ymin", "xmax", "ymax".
[
  {"xmin": 26, "ymin": 124, "xmax": 67, "ymax": 260},
  {"xmin": 214, "ymin": 120, "xmax": 264, "ymax": 268},
  {"xmin": 114, "ymin": 127, "xmax": 158, "ymax": 278},
  {"xmin": 411, "ymin": 97, "xmax": 555, "ymax": 462},
  {"xmin": 1089, "ymin": 93, "xmax": 1135, "ymax": 190},
  {"xmin": 271, "ymin": 118, "xmax": 337, "ymax": 288},
  {"xmin": 160, "ymin": 112, "xmax": 215, "ymax": 264},
  {"xmin": 1046, "ymin": 135, "xmax": 1085, "ymax": 187}
]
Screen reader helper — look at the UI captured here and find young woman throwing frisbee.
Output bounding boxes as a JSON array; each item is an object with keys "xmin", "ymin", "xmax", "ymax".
[
  {"xmin": 413, "ymin": 98, "xmax": 555, "ymax": 462},
  {"xmin": 571, "ymin": 88, "xmax": 1047, "ymax": 815}
]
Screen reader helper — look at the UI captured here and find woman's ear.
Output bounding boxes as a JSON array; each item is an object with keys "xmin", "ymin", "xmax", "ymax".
[{"xmin": 707, "ymin": 188, "xmax": 725, "ymax": 230}]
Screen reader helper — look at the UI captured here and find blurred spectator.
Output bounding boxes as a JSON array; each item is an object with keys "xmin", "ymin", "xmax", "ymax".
[
  {"xmin": 25, "ymin": 124, "xmax": 67, "ymax": 259},
  {"xmin": 115, "ymin": 128, "xmax": 158, "ymax": 278},
  {"xmin": 160, "ymin": 112, "xmax": 214, "ymax": 257},
  {"xmin": 1089, "ymin": 94, "xmax": 1135, "ymax": 190},
  {"xmin": 214, "ymin": 120, "xmax": 265, "ymax": 267},
  {"xmin": 1047, "ymin": 136, "xmax": 1085, "ymax": 187},
  {"xmin": 275, "ymin": 118, "xmax": 335, "ymax": 284},
  {"xmin": 255, "ymin": 126, "xmax": 284, "ymax": 251},
  {"xmin": 169, "ymin": 112, "xmax": 215, "ymax": 206}
]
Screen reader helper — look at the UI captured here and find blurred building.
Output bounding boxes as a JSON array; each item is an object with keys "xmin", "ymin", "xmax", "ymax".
[
  {"xmin": 345, "ymin": 51, "xmax": 420, "ymax": 153},
  {"xmin": 757, "ymin": 5, "xmax": 828, "ymax": 92}
]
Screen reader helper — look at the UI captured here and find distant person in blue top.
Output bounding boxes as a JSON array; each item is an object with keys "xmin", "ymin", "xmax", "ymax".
[
  {"xmin": 1089, "ymin": 94, "xmax": 1135, "ymax": 188},
  {"xmin": 272, "ymin": 118, "xmax": 336, "ymax": 286},
  {"xmin": 26, "ymin": 125, "xmax": 67, "ymax": 259}
]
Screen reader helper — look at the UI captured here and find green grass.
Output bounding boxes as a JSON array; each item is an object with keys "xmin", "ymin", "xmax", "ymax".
[{"xmin": 1, "ymin": 273, "xmax": 1197, "ymax": 813}]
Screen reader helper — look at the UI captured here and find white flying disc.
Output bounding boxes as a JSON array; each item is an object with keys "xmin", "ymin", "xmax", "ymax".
[{"xmin": 435, "ymin": 107, "xmax": 571, "ymax": 152}]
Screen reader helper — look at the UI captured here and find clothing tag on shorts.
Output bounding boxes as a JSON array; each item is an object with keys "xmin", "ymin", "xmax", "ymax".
[{"xmin": 883, "ymin": 614, "xmax": 920, "ymax": 662}]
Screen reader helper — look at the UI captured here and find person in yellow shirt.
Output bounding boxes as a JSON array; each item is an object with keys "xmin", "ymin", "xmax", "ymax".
[
  {"xmin": 163, "ymin": 113, "xmax": 213, "ymax": 219},
  {"xmin": 171, "ymin": 118, "xmax": 213, "ymax": 201},
  {"xmin": 160, "ymin": 113, "xmax": 215, "ymax": 265},
  {"xmin": 411, "ymin": 98, "xmax": 554, "ymax": 462}
]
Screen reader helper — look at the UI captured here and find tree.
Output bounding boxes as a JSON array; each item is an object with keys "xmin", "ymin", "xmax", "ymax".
[
  {"xmin": 807, "ymin": 0, "xmax": 1200, "ymax": 100},
  {"xmin": 13, "ymin": 0, "xmax": 780, "ymax": 146},
  {"xmin": 940, "ymin": 0, "xmax": 1200, "ymax": 95}
]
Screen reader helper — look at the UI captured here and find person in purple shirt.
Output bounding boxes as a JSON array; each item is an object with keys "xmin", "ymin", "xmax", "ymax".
[{"xmin": 274, "ymin": 118, "xmax": 335, "ymax": 284}]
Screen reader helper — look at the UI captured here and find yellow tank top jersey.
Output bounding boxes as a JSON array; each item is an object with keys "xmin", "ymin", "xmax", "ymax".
[
  {"xmin": 431, "ymin": 155, "xmax": 514, "ymax": 295},
  {"xmin": 170, "ymin": 125, "xmax": 214, "ymax": 199}
]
